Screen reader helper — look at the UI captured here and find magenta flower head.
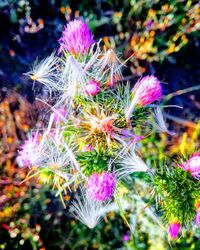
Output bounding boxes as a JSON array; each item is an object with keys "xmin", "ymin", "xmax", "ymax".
[
  {"xmin": 168, "ymin": 222, "xmax": 181, "ymax": 239},
  {"xmin": 86, "ymin": 172, "xmax": 116, "ymax": 202},
  {"xmin": 84, "ymin": 80, "xmax": 101, "ymax": 96},
  {"xmin": 126, "ymin": 75, "xmax": 162, "ymax": 119},
  {"xmin": 58, "ymin": 19, "xmax": 94, "ymax": 55},
  {"xmin": 17, "ymin": 133, "xmax": 40, "ymax": 167},
  {"xmin": 195, "ymin": 203, "xmax": 200, "ymax": 225},
  {"xmin": 179, "ymin": 152, "xmax": 200, "ymax": 179},
  {"xmin": 132, "ymin": 75, "xmax": 162, "ymax": 107},
  {"xmin": 123, "ymin": 234, "xmax": 130, "ymax": 242}
]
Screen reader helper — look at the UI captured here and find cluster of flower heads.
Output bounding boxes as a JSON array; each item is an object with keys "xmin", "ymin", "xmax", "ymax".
[{"xmin": 19, "ymin": 19, "xmax": 200, "ymax": 237}]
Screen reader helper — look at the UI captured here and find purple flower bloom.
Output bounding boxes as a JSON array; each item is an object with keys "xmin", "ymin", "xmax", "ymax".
[
  {"xmin": 123, "ymin": 234, "xmax": 129, "ymax": 241},
  {"xmin": 86, "ymin": 172, "xmax": 116, "ymax": 202},
  {"xmin": 84, "ymin": 80, "xmax": 101, "ymax": 96},
  {"xmin": 17, "ymin": 133, "xmax": 40, "ymax": 167},
  {"xmin": 178, "ymin": 152, "xmax": 200, "ymax": 179},
  {"xmin": 58, "ymin": 19, "xmax": 94, "ymax": 55},
  {"xmin": 132, "ymin": 75, "xmax": 162, "ymax": 107},
  {"xmin": 168, "ymin": 222, "xmax": 181, "ymax": 238},
  {"xmin": 195, "ymin": 204, "xmax": 200, "ymax": 225},
  {"xmin": 146, "ymin": 19, "xmax": 154, "ymax": 30}
]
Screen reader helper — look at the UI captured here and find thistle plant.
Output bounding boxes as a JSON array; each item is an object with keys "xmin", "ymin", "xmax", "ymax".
[{"xmin": 20, "ymin": 18, "xmax": 200, "ymax": 239}]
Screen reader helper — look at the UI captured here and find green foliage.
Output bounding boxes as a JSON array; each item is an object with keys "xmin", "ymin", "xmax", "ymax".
[
  {"xmin": 78, "ymin": 149, "xmax": 111, "ymax": 176},
  {"xmin": 130, "ymin": 106, "xmax": 151, "ymax": 127},
  {"xmin": 154, "ymin": 165, "xmax": 200, "ymax": 226}
]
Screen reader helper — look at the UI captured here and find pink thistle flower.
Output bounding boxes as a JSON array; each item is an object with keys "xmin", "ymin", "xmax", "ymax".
[
  {"xmin": 195, "ymin": 204, "xmax": 200, "ymax": 225},
  {"xmin": 126, "ymin": 75, "xmax": 162, "ymax": 119},
  {"xmin": 84, "ymin": 80, "xmax": 101, "ymax": 96},
  {"xmin": 58, "ymin": 19, "xmax": 94, "ymax": 55},
  {"xmin": 17, "ymin": 133, "xmax": 40, "ymax": 167},
  {"xmin": 168, "ymin": 222, "xmax": 181, "ymax": 238},
  {"xmin": 132, "ymin": 75, "xmax": 162, "ymax": 107},
  {"xmin": 53, "ymin": 108, "xmax": 67, "ymax": 123},
  {"xmin": 179, "ymin": 152, "xmax": 200, "ymax": 179},
  {"xmin": 86, "ymin": 172, "xmax": 116, "ymax": 202}
]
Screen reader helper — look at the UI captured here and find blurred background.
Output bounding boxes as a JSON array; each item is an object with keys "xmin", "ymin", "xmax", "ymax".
[{"xmin": 0, "ymin": 0, "xmax": 200, "ymax": 249}]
